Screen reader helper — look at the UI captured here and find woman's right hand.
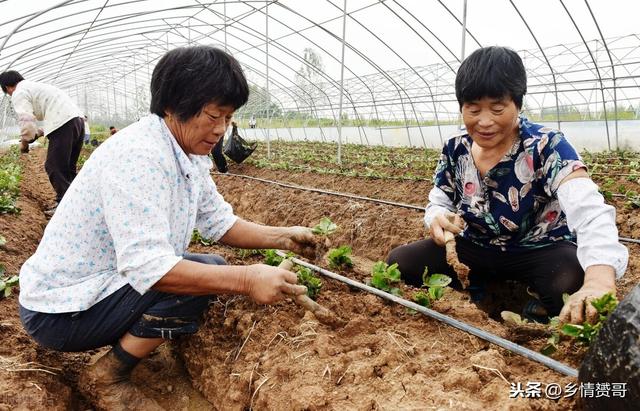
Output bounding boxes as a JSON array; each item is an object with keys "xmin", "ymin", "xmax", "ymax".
[
  {"xmin": 429, "ymin": 212, "xmax": 465, "ymax": 246},
  {"xmin": 245, "ymin": 264, "xmax": 308, "ymax": 304}
]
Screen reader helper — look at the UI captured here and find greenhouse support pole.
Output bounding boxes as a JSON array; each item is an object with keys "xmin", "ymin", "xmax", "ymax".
[
  {"xmin": 337, "ymin": 0, "xmax": 348, "ymax": 165},
  {"xmin": 265, "ymin": 1, "xmax": 271, "ymax": 159},
  {"xmin": 224, "ymin": 1, "xmax": 228, "ymax": 52},
  {"xmin": 133, "ymin": 54, "xmax": 139, "ymax": 117},
  {"xmin": 460, "ymin": 0, "xmax": 467, "ymax": 60},
  {"xmin": 0, "ymin": 0, "xmax": 74, "ymax": 64}
]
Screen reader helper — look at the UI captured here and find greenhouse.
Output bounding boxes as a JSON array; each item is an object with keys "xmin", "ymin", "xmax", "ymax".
[{"xmin": 0, "ymin": 1, "xmax": 638, "ymax": 410}]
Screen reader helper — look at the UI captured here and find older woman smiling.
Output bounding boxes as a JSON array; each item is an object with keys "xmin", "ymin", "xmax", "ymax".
[
  {"xmin": 18, "ymin": 46, "xmax": 315, "ymax": 410},
  {"xmin": 388, "ymin": 46, "xmax": 628, "ymax": 327}
]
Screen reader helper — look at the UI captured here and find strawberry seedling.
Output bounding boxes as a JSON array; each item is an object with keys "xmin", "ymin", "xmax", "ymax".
[
  {"xmin": 0, "ymin": 265, "xmax": 19, "ymax": 298},
  {"xmin": 327, "ymin": 245, "xmax": 353, "ymax": 269},
  {"xmin": 191, "ymin": 229, "xmax": 214, "ymax": 246},
  {"xmin": 262, "ymin": 249, "xmax": 284, "ymax": 266},
  {"xmin": 296, "ymin": 266, "xmax": 322, "ymax": 300},
  {"xmin": 412, "ymin": 268, "xmax": 451, "ymax": 308},
  {"xmin": 559, "ymin": 292, "xmax": 618, "ymax": 345},
  {"xmin": 311, "ymin": 217, "xmax": 337, "ymax": 235},
  {"xmin": 370, "ymin": 261, "xmax": 402, "ymax": 296}
]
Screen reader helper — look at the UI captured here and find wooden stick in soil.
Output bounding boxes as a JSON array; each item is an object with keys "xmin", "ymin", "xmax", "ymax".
[
  {"xmin": 443, "ymin": 230, "xmax": 470, "ymax": 289},
  {"xmin": 278, "ymin": 259, "xmax": 345, "ymax": 328}
]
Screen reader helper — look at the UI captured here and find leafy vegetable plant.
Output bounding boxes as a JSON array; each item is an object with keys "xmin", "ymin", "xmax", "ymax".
[
  {"xmin": 559, "ymin": 292, "xmax": 618, "ymax": 345},
  {"xmin": 0, "ymin": 265, "xmax": 19, "ymax": 298},
  {"xmin": 370, "ymin": 261, "xmax": 402, "ymax": 296},
  {"xmin": 262, "ymin": 249, "xmax": 284, "ymax": 266},
  {"xmin": 327, "ymin": 245, "xmax": 353, "ymax": 269},
  {"xmin": 191, "ymin": 229, "xmax": 214, "ymax": 246},
  {"xmin": 296, "ymin": 266, "xmax": 322, "ymax": 300},
  {"xmin": 312, "ymin": 217, "xmax": 337, "ymax": 235},
  {"xmin": 413, "ymin": 268, "xmax": 451, "ymax": 308},
  {"xmin": 541, "ymin": 292, "xmax": 619, "ymax": 355}
]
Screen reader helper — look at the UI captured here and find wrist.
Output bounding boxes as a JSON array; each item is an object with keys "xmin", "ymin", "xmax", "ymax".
[
  {"xmin": 239, "ymin": 265, "xmax": 252, "ymax": 296},
  {"xmin": 583, "ymin": 265, "xmax": 616, "ymax": 289}
]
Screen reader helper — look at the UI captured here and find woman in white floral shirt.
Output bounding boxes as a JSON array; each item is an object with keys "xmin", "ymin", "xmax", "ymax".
[
  {"xmin": 19, "ymin": 46, "xmax": 315, "ymax": 410},
  {"xmin": 388, "ymin": 47, "xmax": 627, "ymax": 327}
]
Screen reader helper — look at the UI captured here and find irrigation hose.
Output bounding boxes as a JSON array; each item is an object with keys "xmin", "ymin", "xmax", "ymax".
[
  {"xmin": 218, "ymin": 172, "xmax": 425, "ymax": 211},
  {"xmin": 217, "ymin": 172, "xmax": 640, "ymax": 245},
  {"xmin": 275, "ymin": 251, "xmax": 578, "ymax": 378}
]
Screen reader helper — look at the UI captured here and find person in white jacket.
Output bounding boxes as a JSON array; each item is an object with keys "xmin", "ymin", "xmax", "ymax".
[{"xmin": 0, "ymin": 71, "xmax": 84, "ymax": 216}]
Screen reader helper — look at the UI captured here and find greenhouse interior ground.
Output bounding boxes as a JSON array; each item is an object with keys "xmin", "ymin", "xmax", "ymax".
[{"xmin": 1, "ymin": 1, "xmax": 639, "ymax": 410}]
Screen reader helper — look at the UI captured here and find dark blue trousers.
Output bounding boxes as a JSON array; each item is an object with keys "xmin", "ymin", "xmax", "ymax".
[{"xmin": 19, "ymin": 253, "xmax": 225, "ymax": 352}]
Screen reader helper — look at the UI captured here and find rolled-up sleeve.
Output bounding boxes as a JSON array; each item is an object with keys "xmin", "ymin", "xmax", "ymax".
[
  {"xmin": 11, "ymin": 91, "xmax": 38, "ymax": 142},
  {"xmin": 99, "ymin": 153, "xmax": 182, "ymax": 294}
]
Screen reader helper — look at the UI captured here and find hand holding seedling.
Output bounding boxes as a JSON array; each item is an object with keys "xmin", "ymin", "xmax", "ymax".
[
  {"xmin": 245, "ymin": 263, "xmax": 308, "ymax": 304},
  {"xmin": 559, "ymin": 265, "xmax": 616, "ymax": 325},
  {"xmin": 429, "ymin": 212, "xmax": 464, "ymax": 246},
  {"xmin": 278, "ymin": 226, "xmax": 317, "ymax": 259}
]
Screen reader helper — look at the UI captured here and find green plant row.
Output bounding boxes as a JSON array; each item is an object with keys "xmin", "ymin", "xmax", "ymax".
[{"xmin": 0, "ymin": 146, "xmax": 23, "ymax": 214}]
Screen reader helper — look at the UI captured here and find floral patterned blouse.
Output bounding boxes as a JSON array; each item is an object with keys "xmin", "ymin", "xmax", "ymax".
[{"xmin": 433, "ymin": 116, "xmax": 586, "ymax": 251}]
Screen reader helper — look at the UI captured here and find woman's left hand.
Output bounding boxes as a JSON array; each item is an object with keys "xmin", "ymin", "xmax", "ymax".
[
  {"xmin": 279, "ymin": 226, "xmax": 317, "ymax": 258},
  {"xmin": 559, "ymin": 265, "xmax": 616, "ymax": 325}
]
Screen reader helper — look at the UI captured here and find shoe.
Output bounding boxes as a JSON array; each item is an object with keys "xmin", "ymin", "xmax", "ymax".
[
  {"xmin": 521, "ymin": 299, "xmax": 549, "ymax": 324},
  {"xmin": 78, "ymin": 349, "xmax": 164, "ymax": 411}
]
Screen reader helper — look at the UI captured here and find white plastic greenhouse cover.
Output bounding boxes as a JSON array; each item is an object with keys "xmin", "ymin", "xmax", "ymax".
[{"xmin": 1, "ymin": 0, "xmax": 640, "ymax": 151}]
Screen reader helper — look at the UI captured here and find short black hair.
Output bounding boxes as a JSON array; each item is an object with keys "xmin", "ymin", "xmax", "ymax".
[
  {"xmin": 0, "ymin": 70, "xmax": 24, "ymax": 93},
  {"xmin": 109, "ymin": 126, "xmax": 115, "ymax": 130},
  {"xmin": 455, "ymin": 46, "xmax": 527, "ymax": 110},
  {"xmin": 150, "ymin": 46, "xmax": 249, "ymax": 121}
]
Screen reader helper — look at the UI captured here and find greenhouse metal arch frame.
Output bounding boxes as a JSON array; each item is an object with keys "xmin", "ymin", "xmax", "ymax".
[{"xmin": 1, "ymin": 0, "xmax": 640, "ymax": 153}]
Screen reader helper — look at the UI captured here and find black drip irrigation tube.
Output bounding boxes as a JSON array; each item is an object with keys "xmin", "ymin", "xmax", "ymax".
[
  {"xmin": 276, "ymin": 251, "xmax": 579, "ymax": 378},
  {"xmin": 217, "ymin": 172, "xmax": 424, "ymax": 211},
  {"xmin": 217, "ymin": 172, "xmax": 640, "ymax": 245}
]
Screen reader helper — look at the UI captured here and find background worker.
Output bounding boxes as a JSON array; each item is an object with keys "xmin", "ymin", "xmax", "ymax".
[{"xmin": 0, "ymin": 70, "xmax": 85, "ymax": 216}]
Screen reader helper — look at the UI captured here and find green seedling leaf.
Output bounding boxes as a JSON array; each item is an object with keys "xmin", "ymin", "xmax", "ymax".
[
  {"xmin": 541, "ymin": 332, "xmax": 560, "ymax": 356},
  {"xmin": 413, "ymin": 291, "xmax": 431, "ymax": 308},
  {"xmin": 370, "ymin": 261, "xmax": 402, "ymax": 295},
  {"xmin": 590, "ymin": 293, "xmax": 618, "ymax": 314},
  {"xmin": 261, "ymin": 249, "xmax": 284, "ymax": 266},
  {"xmin": 190, "ymin": 229, "xmax": 214, "ymax": 246},
  {"xmin": 428, "ymin": 286, "xmax": 445, "ymax": 301},
  {"xmin": 327, "ymin": 245, "xmax": 353, "ymax": 269},
  {"xmin": 562, "ymin": 293, "xmax": 570, "ymax": 304},
  {"xmin": 296, "ymin": 266, "xmax": 322, "ymax": 300},
  {"xmin": 560, "ymin": 324, "xmax": 582, "ymax": 338},
  {"xmin": 0, "ymin": 235, "xmax": 6, "ymax": 247},
  {"xmin": 0, "ymin": 275, "xmax": 18, "ymax": 299},
  {"xmin": 424, "ymin": 274, "xmax": 452, "ymax": 288},
  {"xmin": 311, "ymin": 217, "xmax": 337, "ymax": 236}
]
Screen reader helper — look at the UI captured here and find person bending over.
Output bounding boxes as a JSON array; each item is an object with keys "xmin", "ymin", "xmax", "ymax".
[{"xmin": 18, "ymin": 46, "xmax": 316, "ymax": 410}]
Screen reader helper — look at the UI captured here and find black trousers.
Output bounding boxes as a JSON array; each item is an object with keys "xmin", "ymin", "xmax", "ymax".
[
  {"xmin": 45, "ymin": 117, "xmax": 84, "ymax": 202},
  {"xmin": 387, "ymin": 237, "xmax": 584, "ymax": 316},
  {"xmin": 19, "ymin": 253, "xmax": 225, "ymax": 352}
]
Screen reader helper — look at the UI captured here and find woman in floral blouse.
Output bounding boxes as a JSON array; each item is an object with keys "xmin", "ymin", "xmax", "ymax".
[{"xmin": 388, "ymin": 46, "xmax": 627, "ymax": 325}]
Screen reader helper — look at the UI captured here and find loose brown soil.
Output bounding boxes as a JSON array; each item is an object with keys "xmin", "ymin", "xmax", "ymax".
[{"xmin": 1, "ymin": 147, "xmax": 638, "ymax": 410}]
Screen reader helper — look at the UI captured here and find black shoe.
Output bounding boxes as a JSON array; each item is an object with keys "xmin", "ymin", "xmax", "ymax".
[{"xmin": 521, "ymin": 299, "xmax": 549, "ymax": 324}]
